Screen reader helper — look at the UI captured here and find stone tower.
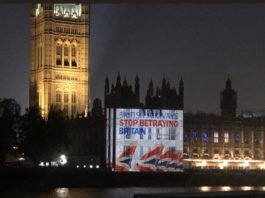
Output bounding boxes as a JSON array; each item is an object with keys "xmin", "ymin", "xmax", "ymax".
[
  {"xmin": 220, "ymin": 78, "xmax": 237, "ymax": 117},
  {"xmin": 29, "ymin": 4, "xmax": 89, "ymax": 118}
]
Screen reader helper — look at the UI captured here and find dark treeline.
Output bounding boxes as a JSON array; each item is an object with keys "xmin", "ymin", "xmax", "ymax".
[{"xmin": 0, "ymin": 98, "xmax": 68, "ymax": 167}]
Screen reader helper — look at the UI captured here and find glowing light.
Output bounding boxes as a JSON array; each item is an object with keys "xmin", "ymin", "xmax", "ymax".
[
  {"xmin": 18, "ymin": 157, "xmax": 25, "ymax": 161},
  {"xmin": 55, "ymin": 188, "xmax": 69, "ymax": 198},
  {"xmin": 45, "ymin": 162, "xmax": 49, "ymax": 167},
  {"xmin": 261, "ymin": 186, "xmax": 265, "ymax": 191},
  {"xmin": 241, "ymin": 186, "xmax": 253, "ymax": 191},
  {"xmin": 89, "ymin": 165, "xmax": 93, "ymax": 169},
  {"xmin": 13, "ymin": 146, "xmax": 18, "ymax": 150},
  {"xmin": 200, "ymin": 186, "xmax": 210, "ymax": 192},
  {"xmin": 201, "ymin": 160, "xmax": 207, "ymax": 166},
  {"xmin": 83, "ymin": 165, "xmax": 86, "ymax": 168},
  {"xmin": 96, "ymin": 165, "xmax": 100, "ymax": 169},
  {"xmin": 243, "ymin": 160, "xmax": 249, "ymax": 168},
  {"xmin": 76, "ymin": 165, "xmax": 79, "ymax": 168},
  {"xmin": 221, "ymin": 186, "xmax": 231, "ymax": 191},
  {"xmin": 59, "ymin": 154, "xmax": 67, "ymax": 165},
  {"xmin": 39, "ymin": 162, "xmax": 44, "ymax": 167}
]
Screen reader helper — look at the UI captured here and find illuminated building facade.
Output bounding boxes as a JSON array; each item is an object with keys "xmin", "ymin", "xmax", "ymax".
[
  {"xmin": 104, "ymin": 77, "xmax": 265, "ymax": 170},
  {"xmin": 184, "ymin": 79, "xmax": 265, "ymax": 169},
  {"xmin": 30, "ymin": 4, "xmax": 89, "ymax": 117}
]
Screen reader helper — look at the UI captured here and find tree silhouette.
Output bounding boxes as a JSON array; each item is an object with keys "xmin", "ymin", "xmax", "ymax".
[
  {"xmin": 44, "ymin": 106, "xmax": 68, "ymax": 165},
  {"xmin": 0, "ymin": 98, "xmax": 21, "ymax": 166},
  {"xmin": 19, "ymin": 106, "xmax": 46, "ymax": 167}
]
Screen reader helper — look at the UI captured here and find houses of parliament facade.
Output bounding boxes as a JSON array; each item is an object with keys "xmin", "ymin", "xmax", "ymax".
[
  {"xmin": 29, "ymin": 4, "xmax": 265, "ymax": 169},
  {"xmin": 105, "ymin": 75, "xmax": 265, "ymax": 169}
]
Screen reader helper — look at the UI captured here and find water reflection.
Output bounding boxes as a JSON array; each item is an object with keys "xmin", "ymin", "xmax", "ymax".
[
  {"xmin": 55, "ymin": 188, "xmax": 69, "ymax": 198},
  {"xmin": 3, "ymin": 186, "xmax": 265, "ymax": 198}
]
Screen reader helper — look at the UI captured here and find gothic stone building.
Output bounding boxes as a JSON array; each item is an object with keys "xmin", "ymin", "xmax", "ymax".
[
  {"xmin": 104, "ymin": 75, "xmax": 265, "ymax": 169},
  {"xmin": 30, "ymin": 4, "xmax": 89, "ymax": 118}
]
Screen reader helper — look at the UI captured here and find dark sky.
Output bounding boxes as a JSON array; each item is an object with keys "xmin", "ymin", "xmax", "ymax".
[{"xmin": 1, "ymin": 4, "xmax": 265, "ymax": 114}]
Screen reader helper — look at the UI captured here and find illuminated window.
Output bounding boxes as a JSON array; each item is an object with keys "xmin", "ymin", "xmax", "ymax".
[
  {"xmin": 156, "ymin": 128, "xmax": 161, "ymax": 140},
  {"xmin": 72, "ymin": 47, "xmax": 76, "ymax": 57},
  {"xmin": 214, "ymin": 131, "xmax": 219, "ymax": 143},
  {"xmin": 234, "ymin": 131, "xmax": 240, "ymax": 143},
  {"xmin": 64, "ymin": 92, "xmax": 68, "ymax": 103},
  {"xmin": 56, "ymin": 45, "xmax": 62, "ymax": 55},
  {"xmin": 71, "ymin": 92, "xmax": 76, "ymax": 115},
  {"xmin": 64, "ymin": 59, "xmax": 69, "ymax": 66},
  {"xmin": 202, "ymin": 132, "xmax": 209, "ymax": 143},
  {"xmin": 169, "ymin": 128, "xmax": 176, "ymax": 140},
  {"xmin": 64, "ymin": 45, "xmax": 68, "ymax": 56},
  {"xmin": 148, "ymin": 128, "xmax": 151, "ymax": 140},
  {"xmin": 64, "ymin": 91, "xmax": 68, "ymax": 114},
  {"xmin": 140, "ymin": 132, "xmax": 143, "ymax": 140},
  {"xmin": 56, "ymin": 90, "xmax": 61, "ymax": 103},
  {"xmin": 224, "ymin": 132, "xmax": 229, "ymax": 143},
  {"xmin": 192, "ymin": 131, "xmax": 198, "ymax": 142}
]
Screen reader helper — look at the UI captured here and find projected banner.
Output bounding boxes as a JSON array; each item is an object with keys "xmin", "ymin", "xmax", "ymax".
[{"xmin": 108, "ymin": 108, "xmax": 183, "ymax": 172}]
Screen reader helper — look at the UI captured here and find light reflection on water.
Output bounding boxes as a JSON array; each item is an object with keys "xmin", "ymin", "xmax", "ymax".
[{"xmin": 2, "ymin": 186, "xmax": 265, "ymax": 198}]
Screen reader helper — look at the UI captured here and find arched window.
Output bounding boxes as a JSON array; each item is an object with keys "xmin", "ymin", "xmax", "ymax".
[
  {"xmin": 71, "ymin": 46, "xmax": 77, "ymax": 67},
  {"xmin": 64, "ymin": 91, "xmax": 68, "ymax": 114},
  {"xmin": 64, "ymin": 45, "xmax": 69, "ymax": 67},
  {"xmin": 56, "ymin": 45, "xmax": 62, "ymax": 66},
  {"xmin": 55, "ymin": 90, "xmax": 61, "ymax": 109},
  {"xmin": 71, "ymin": 91, "xmax": 76, "ymax": 115},
  {"xmin": 64, "ymin": 45, "xmax": 68, "ymax": 56}
]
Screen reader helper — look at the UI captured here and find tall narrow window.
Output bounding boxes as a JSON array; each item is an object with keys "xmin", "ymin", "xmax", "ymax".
[
  {"xmin": 64, "ymin": 45, "xmax": 68, "ymax": 56},
  {"xmin": 56, "ymin": 45, "xmax": 62, "ymax": 55},
  {"xmin": 214, "ymin": 131, "xmax": 219, "ymax": 143},
  {"xmin": 71, "ymin": 92, "xmax": 76, "ymax": 115},
  {"xmin": 148, "ymin": 128, "xmax": 152, "ymax": 140},
  {"xmin": 72, "ymin": 47, "xmax": 76, "ymax": 57},
  {"xmin": 64, "ymin": 91, "xmax": 68, "ymax": 114},
  {"xmin": 169, "ymin": 128, "xmax": 176, "ymax": 140},
  {"xmin": 56, "ymin": 45, "xmax": 62, "ymax": 65},
  {"xmin": 56, "ymin": 90, "xmax": 61, "ymax": 108},
  {"xmin": 64, "ymin": 45, "xmax": 69, "ymax": 66},
  {"xmin": 156, "ymin": 128, "xmax": 161, "ymax": 140},
  {"xmin": 192, "ymin": 131, "xmax": 198, "ymax": 143},
  {"xmin": 224, "ymin": 132, "xmax": 229, "ymax": 143},
  {"xmin": 71, "ymin": 46, "xmax": 77, "ymax": 67},
  {"xmin": 234, "ymin": 131, "xmax": 240, "ymax": 144},
  {"xmin": 202, "ymin": 132, "xmax": 209, "ymax": 143}
]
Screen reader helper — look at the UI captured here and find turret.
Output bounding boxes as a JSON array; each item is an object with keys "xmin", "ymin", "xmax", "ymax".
[{"xmin": 220, "ymin": 78, "xmax": 237, "ymax": 117}]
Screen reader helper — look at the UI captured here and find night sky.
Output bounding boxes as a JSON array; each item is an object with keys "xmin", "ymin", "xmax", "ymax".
[{"xmin": 1, "ymin": 4, "xmax": 265, "ymax": 114}]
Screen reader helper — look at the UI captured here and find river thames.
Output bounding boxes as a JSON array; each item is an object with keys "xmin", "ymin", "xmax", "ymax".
[{"xmin": 2, "ymin": 186, "xmax": 265, "ymax": 198}]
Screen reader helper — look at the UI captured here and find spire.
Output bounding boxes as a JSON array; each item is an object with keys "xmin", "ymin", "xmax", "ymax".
[
  {"xmin": 179, "ymin": 77, "xmax": 184, "ymax": 109},
  {"xmin": 116, "ymin": 72, "xmax": 121, "ymax": 88},
  {"xmin": 104, "ymin": 75, "xmax": 109, "ymax": 94},
  {"xmin": 134, "ymin": 74, "xmax": 140, "ymax": 102},
  {"xmin": 147, "ymin": 78, "xmax": 154, "ymax": 97},
  {"xmin": 111, "ymin": 83, "xmax": 115, "ymax": 94},
  {"xmin": 123, "ymin": 77, "xmax": 127, "ymax": 86},
  {"xmin": 226, "ymin": 77, "xmax": 232, "ymax": 89}
]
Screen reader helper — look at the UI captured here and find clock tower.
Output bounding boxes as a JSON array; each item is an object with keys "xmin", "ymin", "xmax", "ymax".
[{"xmin": 30, "ymin": 4, "xmax": 89, "ymax": 118}]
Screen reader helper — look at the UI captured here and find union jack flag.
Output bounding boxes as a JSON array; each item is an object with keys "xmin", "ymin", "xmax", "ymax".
[
  {"xmin": 135, "ymin": 145, "xmax": 164, "ymax": 172},
  {"xmin": 115, "ymin": 144, "xmax": 137, "ymax": 172},
  {"xmin": 167, "ymin": 150, "xmax": 183, "ymax": 172},
  {"xmin": 156, "ymin": 147, "xmax": 175, "ymax": 172}
]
